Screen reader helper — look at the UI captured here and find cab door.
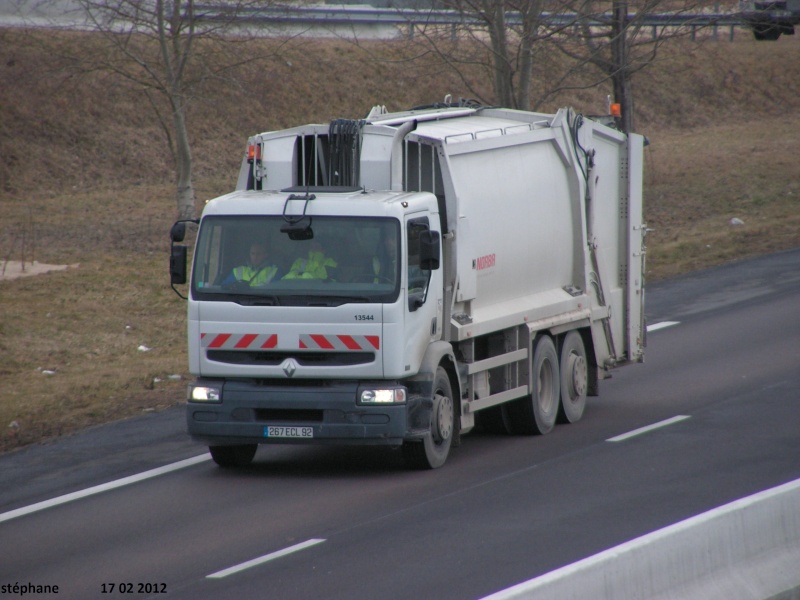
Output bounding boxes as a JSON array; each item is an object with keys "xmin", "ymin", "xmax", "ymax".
[{"xmin": 404, "ymin": 214, "xmax": 443, "ymax": 372}]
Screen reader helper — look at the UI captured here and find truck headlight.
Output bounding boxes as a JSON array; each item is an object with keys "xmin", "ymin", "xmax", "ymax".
[
  {"xmin": 189, "ymin": 383, "xmax": 222, "ymax": 403},
  {"xmin": 359, "ymin": 388, "xmax": 406, "ymax": 405}
]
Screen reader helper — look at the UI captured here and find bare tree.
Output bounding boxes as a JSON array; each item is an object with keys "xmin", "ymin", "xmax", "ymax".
[
  {"xmin": 406, "ymin": 0, "xmax": 707, "ymax": 130},
  {"xmin": 477, "ymin": 0, "xmax": 545, "ymax": 109},
  {"xmin": 409, "ymin": 0, "xmax": 577, "ymax": 110},
  {"xmin": 71, "ymin": 0, "xmax": 291, "ymax": 219},
  {"xmin": 555, "ymin": 0, "xmax": 708, "ymax": 132}
]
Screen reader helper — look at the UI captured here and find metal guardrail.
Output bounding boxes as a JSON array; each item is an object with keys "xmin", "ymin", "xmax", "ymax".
[
  {"xmin": 192, "ymin": 4, "xmax": 749, "ymax": 40},
  {"xmin": 194, "ymin": 4, "xmax": 746, "ymax": 29}
]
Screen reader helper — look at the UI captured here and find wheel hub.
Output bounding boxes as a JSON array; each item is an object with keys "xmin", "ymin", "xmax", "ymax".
[
  {"xmin": 537, "ymin": 358, "xmax": 555, "ymax": 410},
  {"xmin": 567, "ymin": 352, "xmax": 587, "ymax": 398},
  {"xmin": 432, "ymin": 392, "xmax": 453, "ymax": 443}
]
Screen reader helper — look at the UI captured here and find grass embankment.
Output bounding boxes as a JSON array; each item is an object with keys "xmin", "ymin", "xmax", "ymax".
[{"xmin": 1, "ymin": 28, "xmax": 798, "ymax": 452}]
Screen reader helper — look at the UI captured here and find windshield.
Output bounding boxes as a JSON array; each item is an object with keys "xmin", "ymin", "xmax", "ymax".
[{"xmin": 192, "ymin": 216, "xmax": 401, "ymax": 306}]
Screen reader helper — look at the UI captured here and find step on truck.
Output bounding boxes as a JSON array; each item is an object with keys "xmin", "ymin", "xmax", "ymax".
[{"xmin": 169, "ymin": 100, "xmax": 646, "ymax": 469}]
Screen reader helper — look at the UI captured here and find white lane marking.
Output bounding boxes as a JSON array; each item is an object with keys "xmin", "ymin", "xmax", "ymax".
[
  {"xmin": 607, "ymin": 415, "xmax": 691, "ymax": 443},
  {"xmin": 206, "ymin": 539, "xmax": 326, "ymax": 579},
  {"xmin": 646, "ymin": 321, "xmax": 680, "ymax": 332},
  {"xmin": 0, "ymin": 454, "xmax": 211, "ymax": 524},
  {"xmin": 479, "ymin": 477, "xmax": 800, "ymax": 600}
]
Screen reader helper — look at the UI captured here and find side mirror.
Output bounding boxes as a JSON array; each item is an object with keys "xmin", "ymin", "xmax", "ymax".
[
  {"xmin": 168, "ymin": 219, "xmax": 198, "ymax": 299},
  {"xmin": 170, "ymin": 245, "xmax": 188, "ymax": 285},
  {"xmin": 170, "ymin": 221, "xmax": 186, "ymax": 242},
  {"xmin": 419, "ymin": 230, "xmax": 440, "ymax": 271}
]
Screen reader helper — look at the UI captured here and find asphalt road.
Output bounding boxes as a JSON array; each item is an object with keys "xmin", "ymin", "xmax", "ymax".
[{"xmin": 1, "ymin": 248, "xmax": 799, "ymax": 600}]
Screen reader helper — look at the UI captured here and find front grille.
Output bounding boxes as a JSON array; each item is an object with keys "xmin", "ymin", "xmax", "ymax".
[
  {"xmin": 255, "ymin": 408, "xmax": 324, "ymax": 423},
  {"xmin": 207, "ymin": 350, "xmax": 374, "ymax": 366}
]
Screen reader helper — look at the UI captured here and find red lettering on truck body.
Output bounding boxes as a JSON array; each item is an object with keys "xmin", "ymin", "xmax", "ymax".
[{"xmin": 475, "ymin": 253, "xmax": 496, "ymax": 271}]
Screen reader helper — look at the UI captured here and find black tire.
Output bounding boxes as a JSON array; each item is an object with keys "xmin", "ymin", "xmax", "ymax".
[
  {"xmin": 505, "ymin": 335, "xmax": 559, "ymax": 435},
  {"xmin": 752, "ymin": 25, "xmax": 781, "ymax": 40},
  {"xmin": 557, "ymin": 331, "xmax": 588, "ymax": 424},
  {"xmin": 209, "ymin": 444, "xmax": 257, "ymax": 467},
  {"xmin": 403, "ymin": 367, "xmax": 455, "ymax": 469}
]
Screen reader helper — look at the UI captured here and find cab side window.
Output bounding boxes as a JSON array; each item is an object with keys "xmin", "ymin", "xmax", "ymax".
[{"xmin": 407, "ymin": 217, "xmax": 431, "ymax": 311}]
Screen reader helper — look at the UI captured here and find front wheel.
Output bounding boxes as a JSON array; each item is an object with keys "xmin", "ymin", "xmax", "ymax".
[
  {"xmin": 209, "ymin": 444, "xmax": 257, "ymax": 468},
  {"xmin": 403, "ymin": 367, "xmax": 455, "ymax": 469}
]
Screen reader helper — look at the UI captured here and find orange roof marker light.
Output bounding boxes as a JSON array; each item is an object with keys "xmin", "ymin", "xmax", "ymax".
[
  {"xmin": 610, "ymin": 103, "xmax": 622, "ymax": 118},
  {"xmin": 247, "ymin": 143, "xmax": 261, "ymax": 162}
]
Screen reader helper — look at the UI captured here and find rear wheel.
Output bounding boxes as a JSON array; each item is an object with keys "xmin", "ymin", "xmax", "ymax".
[
  {"xmin": 505, "ymin": 335, "xmax": 559, "ymax": 435},
  {"xmin": 558, "ymin": 331, "xmax": 588, "ymax": 424},
  {"xmin": 209, "ymin": 444, "xmax": 257, "ymax": 467},
  {"xmin": 403, "ymin": 367, "xmax": 454, "ymax": 469}
]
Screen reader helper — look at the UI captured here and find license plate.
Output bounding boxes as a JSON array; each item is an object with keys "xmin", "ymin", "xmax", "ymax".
[{"xmin": 264, "ymin": 426, "xmax": 314, "ymax": 439}]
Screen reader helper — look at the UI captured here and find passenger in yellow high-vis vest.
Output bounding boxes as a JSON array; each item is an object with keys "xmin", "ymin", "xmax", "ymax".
[
  {"xmin": 226, "ymin": 242, "xmax": 279, "ymax": 286},
  {"xmin": 283, "ymin": 241, "xmax": 338, "ymax": 280}
]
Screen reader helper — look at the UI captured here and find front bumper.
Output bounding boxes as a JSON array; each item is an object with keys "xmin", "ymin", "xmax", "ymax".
[{"xmin": 186, "ymin": 378, "xmax": 430, "ymax": 447}]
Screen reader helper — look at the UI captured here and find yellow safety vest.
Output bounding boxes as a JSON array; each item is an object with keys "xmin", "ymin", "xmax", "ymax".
[
  {"xmin": 283, "ymin": 251, "xmax": 337, "ymax": 280},
  {"xmin": 373, "ymin": 256, "xmax": 396, "ymax": 283},
  {"xmin": 233, "ymin": 264, "xmax": 278, "ymax": 286}
]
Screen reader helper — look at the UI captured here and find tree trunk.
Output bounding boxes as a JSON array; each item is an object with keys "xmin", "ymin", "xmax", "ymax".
[
  {"xmin": 487, "ymin": 0, "xmax": 515, "ymax": 108},
  {"xmin": 515, "ymin": 0, "xmax": 543, "ymax": 111},
  {"xmin": 172, "ymin": 94, "xmax": 196, "ymax": 221},
  {"xmin": 611, "ymin": 0, "xmax": 633, "ymax": 133}
]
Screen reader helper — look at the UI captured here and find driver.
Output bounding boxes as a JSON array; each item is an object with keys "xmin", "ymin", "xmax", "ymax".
[{"xmin": 225, "ymin": 242, "xmax": 279, "ymax": 286}]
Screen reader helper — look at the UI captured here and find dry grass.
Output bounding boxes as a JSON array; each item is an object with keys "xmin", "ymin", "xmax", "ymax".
[
  {"xmin": 0, "ymin": 185, "xmax": 189, "ymax": 449},
  {"xmin": 645, "ymin": 117, "xmax": 800, "ymax": 278},
  {"xmin": 1, "ymin": 27, "xmax": 799, "ymax": 452}
]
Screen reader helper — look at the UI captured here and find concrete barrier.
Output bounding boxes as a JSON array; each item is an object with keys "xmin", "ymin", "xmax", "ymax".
[{"xmin": 481, "ymin": 478, "xmax": 800, "ymax": 600}]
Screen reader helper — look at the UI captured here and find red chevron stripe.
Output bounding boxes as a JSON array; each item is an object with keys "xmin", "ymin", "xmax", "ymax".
[
  {"xmin": 339, "ymin": 335, "xmax": 361, "ymax": 350},
  {"xmin": 310, "ymin": 334, "xmax": 334, "ymax": 349},
  {"xmin": 235, "ymin": 334, "xmax": 258, "ymax": 349},
  {"xmin": 208, "ymin": 334, "xmax": 231, "ymax": 348}
]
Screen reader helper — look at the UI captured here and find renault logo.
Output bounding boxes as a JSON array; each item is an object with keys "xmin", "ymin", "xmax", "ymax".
[{"xmin": 281, "ymin": 358, "xmax": 298, "ymax": 378}]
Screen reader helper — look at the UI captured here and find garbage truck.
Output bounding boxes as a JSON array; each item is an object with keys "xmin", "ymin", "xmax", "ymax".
[{"xmin": 169, "ymin": 100, "xmax": 646, "ymax": 469}]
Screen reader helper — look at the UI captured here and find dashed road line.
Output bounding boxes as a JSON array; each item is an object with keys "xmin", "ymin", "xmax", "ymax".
[
  {"xmin": 607, "ymin": 415, "xmax": 691, "ymax": 443},
  {"xmin": 646, "ymin": 321, "xmax": 680, "ymax": 332},
  {"xmin": 206, "ymin": 539, "xmax": 327, "ymax": 579}
]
